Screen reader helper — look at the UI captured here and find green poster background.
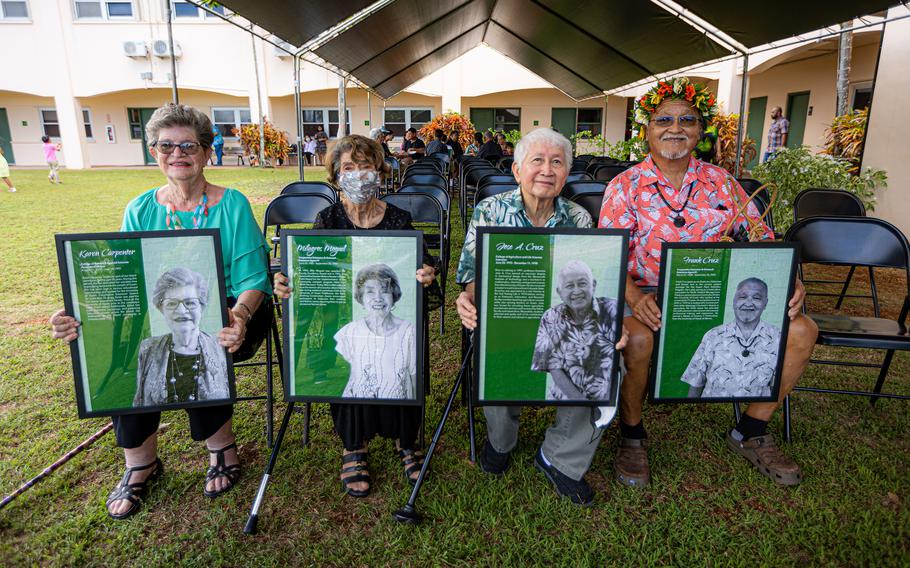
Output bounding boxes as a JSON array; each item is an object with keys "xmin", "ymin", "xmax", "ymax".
[
  {"xmin": 67, "ymin": 238, "xmax": 149, "ymax": 412},
  {"xmin": 654, "ymin": 247, "xmax": 794, "ymax": 399},
  {"xmin": 479, "ymin": 232, "xmax": 553, "ymax": 401},
  {"xmin": 288, "ymin": 234, "xmax": 418, "ymax": 400}
]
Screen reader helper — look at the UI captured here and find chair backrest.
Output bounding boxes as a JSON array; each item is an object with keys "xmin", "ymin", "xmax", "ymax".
[
  {"xmin": 568, "ymin": 193, "xmax": 602, "ymax": 227},
  {"xmin": 401, "ymin": 172, "xmax": 447, "ymax": 190},
  {"xmin": 736, "ymin": 177, "xmax": 771, "ymax": 207},
  {"xmin": 593, "ymin": 164, "xmax": 627, "ymax": 182},
  {"xmin": 380, "ymin": 193, "xmax": 444, "ymax": 231},
  {"xmin": 475, "ymin": 184, "xmax": 517, "ymax": 204},
  {"xmin": 497, "ymin": 156, "xmax": 514, "ymax": 172},
  {"xmin": 479, "ymin": 173, "xmax": 516, "ymax": 186},
  {"xmin": 416, "ymin": 155, "xmax": 447, "ymax": 175},
  {"xmin": 793, "ymin": 188, "xmax": 866, "ymax": 221},
  {"xmin": 785, "ymin": 216, "xmax": 910, "ymax": 273},
  {"xmin": 264, "ymin": 193, "xmax": 334, "ymax": 228},
  {"xmin": 398, "ymin": 185, "xmax": 450, "ymax": 212},
  {"xmin": 429, "ymin": 151, "xmax": 451, "ymax": 165},
  {"xmin": 561, "ymin": 180, "xmax": 607, "ymax": 200},
  {"xmin": 280, "ymin": 181, "xmax": 337, "ymax": 202},
  {"xmin": 565, "ymin": 171, "xmax": 594, "ymax": 184},
  {"xmin": 465, "ymin": 166, "xmax": 500, "ymax": 187},
  {"xmin": 575, "ymin": 154, "xmax": 596, "ymax": 164},
  {"xmin": 570, "ymin": 160, "xmax": 590, "ymax": 173}
]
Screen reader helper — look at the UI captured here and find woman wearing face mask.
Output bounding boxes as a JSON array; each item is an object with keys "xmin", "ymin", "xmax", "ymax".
[{"xmin": 273, "ymin": 134, "xmax": 440, "ymax": 497}]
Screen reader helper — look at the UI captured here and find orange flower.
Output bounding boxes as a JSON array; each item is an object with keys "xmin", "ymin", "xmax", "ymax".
[
  {"xmin": 685, "ymin": 84, "xmax": 696, "ymax": 101},
  {"xmin": 658, "ymin": 83, "xmax": 672, "ymax": 96}
]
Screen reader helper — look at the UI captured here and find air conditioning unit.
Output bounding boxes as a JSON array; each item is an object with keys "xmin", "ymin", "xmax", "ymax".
[
  {"xmin": 152, "ymin": 40, "xmax": 182, "ymax": 58},
  {"xmin": 122, "ymin": 41, "xmax": 148, "ymax": 57}
]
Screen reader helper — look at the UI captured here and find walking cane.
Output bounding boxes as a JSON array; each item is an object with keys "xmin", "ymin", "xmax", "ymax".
[{"xmin": 0, "ymin": 422, "xmax": 113, "ymax": 511}]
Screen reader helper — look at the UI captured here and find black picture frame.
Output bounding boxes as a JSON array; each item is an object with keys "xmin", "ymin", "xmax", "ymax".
[
  {"xmin": 56, "ymin": 229, "xmax": 234, "ymax": 418},
  {"xmin": 281, "ymin": 229, "xmax": 425, "ymax": 406},
  {"xmin": 473, "ymin": 227, "xmax": 629, "ymax": 407},
  {"xmin": 649, "ymin": 241, "xmax": 798, "ymax": 404}
]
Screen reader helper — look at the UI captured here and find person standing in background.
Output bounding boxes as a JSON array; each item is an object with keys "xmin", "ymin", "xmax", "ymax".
[
  {"xmin": 314, "ymin": 125, "xmax": 329, "ymax": 165},
  {"xmin": 763, "ymin": 107, "xmax": 789, "ymax": 162},
  {"xmin": 211, "ymin": 126, "xmax": 224, "ymax": 166},
  {"xmin": 0, "ymin": 147, "xmax": 16, "ymax": 192},
  {"xmin": 42, "ymin": 135, "xmax": 61, "ymax": 184}
]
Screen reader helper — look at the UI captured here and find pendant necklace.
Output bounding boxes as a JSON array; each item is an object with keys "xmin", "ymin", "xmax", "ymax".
[
  {"xmin": 736, "ymin": 334, "xmax": 759, "ymax": 357},
  {"xmin": 654, "ymin": 183, "xmax": 692, "ymax": 228},
  {"xmin": 167, "ymin": 335, "xmax": 205, "ymax": 403},
  {"xmin": 165, "ymin": 185, "xmax": 209, "ymax": 230}
]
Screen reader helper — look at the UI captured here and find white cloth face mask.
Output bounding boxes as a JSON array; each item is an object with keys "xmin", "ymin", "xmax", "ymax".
[{"xmin": 338, "ymin": 170, "xmax": 381, "ymax": 204}]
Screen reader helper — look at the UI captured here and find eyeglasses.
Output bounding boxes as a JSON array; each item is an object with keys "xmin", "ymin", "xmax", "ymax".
[
  {"xmin": 162, "ymin": 298, "xmax": 203, "ymax": 311},
  {"xmin": 151, "ymin": 141, "xmax": 204, "ymax": 155},
  {"xmin": 650, "ymin": 115, "xmax": 700, "ymax": 128}
]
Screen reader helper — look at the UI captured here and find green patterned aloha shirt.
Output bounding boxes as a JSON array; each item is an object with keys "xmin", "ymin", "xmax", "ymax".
[{"xmin": 456, "ymin": 188, "xmax": 592, "ymax": 284}]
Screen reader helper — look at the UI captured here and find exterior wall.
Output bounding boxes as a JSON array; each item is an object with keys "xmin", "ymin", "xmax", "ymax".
[
  {"xmin": 746, "ymin": 41, "xmax": 879, "ymax": 155},
  {"xmin": 863, "ymin": 11, "xmax": 910, "ymax": 236},
  {"xmin": 461, "ymin": 89, "xmax": 604, "ymax": 134},
  {"xmin": 1, "ymin": 91, "xmax": 57, "ymax": 165}
]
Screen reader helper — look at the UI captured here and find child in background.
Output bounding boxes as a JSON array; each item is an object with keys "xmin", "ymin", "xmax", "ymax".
[
  {"xmin": 42, "ymin": 135, "xmax": 61, "ymax": 184},
  {"xmin": 0, "ymin": 147, "xmax": 16, "ymax": 192}
]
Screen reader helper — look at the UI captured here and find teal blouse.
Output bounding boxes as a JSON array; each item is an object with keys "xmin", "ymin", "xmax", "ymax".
[{"xmin": 121, "ymin": 187, "xmax": 271, "ymax": 298}]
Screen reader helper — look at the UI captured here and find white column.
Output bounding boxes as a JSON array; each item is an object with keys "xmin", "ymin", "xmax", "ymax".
[
  {"xmin": 715, "ymin": 57, "xmax": 742, "ymax": 115},
  {"xmin": 604, "ymin": 95, "xmax": 628, "ymax": 143},
  {"xmin": 337, "ymin": 75, "xmax": 347, "ymax": 137},
  {"xmin": 248, "ymin": 35, "xmax": 272, "ymax": 123},
  {"xmin": 46, "ymin": 0, "xmax": 89, "ymax": 168}
]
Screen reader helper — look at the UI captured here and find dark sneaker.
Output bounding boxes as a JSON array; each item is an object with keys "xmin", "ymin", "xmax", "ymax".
[
  {"xmin": 726, "ymin": 430, "xmax": 802, "ymax": 486},
  {"xmin": 479, "ymin": 439, "xmax": 511, "ymax": 475},
  {"xmin": 534, "ymin": 449, "xmax": 595, "ymax": 506},
  {"xmin": 614, "ymin": 437, "xmax": 650, "ymax": 487}
]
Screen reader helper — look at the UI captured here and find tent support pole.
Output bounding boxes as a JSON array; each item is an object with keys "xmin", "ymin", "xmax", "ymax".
[
  {"xmin": 734, "ymin": 53, "xmax": 749, "ymax": 177},
  {"xmin": 295, "ymin": 55, "xmax": 304, "ymax": 179}
]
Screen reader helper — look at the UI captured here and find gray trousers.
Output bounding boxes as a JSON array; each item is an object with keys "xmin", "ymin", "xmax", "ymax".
[{"xmin": 484, "ymin": 405, "xmax": 603, "ymax": 481}]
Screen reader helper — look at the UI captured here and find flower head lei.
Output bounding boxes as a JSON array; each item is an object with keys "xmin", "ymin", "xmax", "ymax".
[{"xmin": 631, "ymin": 77, "xmax": 718, "ymax": 139}]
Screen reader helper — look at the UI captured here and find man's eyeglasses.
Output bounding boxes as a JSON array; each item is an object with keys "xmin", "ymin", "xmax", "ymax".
[
  {"xmin": 650, "ymin": 115, "xmax": 700, "ymax": 128},
  {"xmin": 151, "ymin": 141, "xmax": 204, "ymax": 155},
  {"xmin": 162, "ymin": 298, "xmax": 203, "ymax": 311}
]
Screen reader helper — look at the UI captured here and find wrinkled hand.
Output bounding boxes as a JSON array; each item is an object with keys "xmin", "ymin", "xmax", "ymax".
[
  {"xmin": 416, "ymin": 264, "xmax": 436, "ymax": 287},
  {"xmin": 788, "ymin": 278, "xmax": 806, "ymax": 320},
  {"xmin": 273, "ymin": 272, "xmax": 291, "ymax": 299},
  {"xmin": 455, "ymin": 289, "xmax": 477, "ymax": 330},
  {"xmin": 219, "ymin": 309, "xmax": 247, "ymax": 353},
  {"xmin": 631, "ymin": 293, "xmax": 662, "ymax": 332},
  {"xmin": 49, "ymin": 309, "xmax": 79, "ymax": 343},
  {"xmin": 616, "ymin": 324, "xmax": 630, "ymax": 350}
]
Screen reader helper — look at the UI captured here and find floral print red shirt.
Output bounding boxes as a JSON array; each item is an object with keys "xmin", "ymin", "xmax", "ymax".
[{"xmin": 597, "ymin": 155, "xmax": 772, "ymax": 288}]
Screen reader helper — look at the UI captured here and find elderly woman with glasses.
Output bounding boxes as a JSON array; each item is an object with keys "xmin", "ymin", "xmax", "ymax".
[
  {"xmin": 273, "ymin": 134, "xmax": 440, "ymax": 498},
  {"xmin": 49, "ymin": 103, "xmax": 272, "ymax": 519}
]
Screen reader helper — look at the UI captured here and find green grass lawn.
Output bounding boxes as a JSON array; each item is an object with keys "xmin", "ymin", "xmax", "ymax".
[{"xmin": 0, "ymin": 167, "xmax": 907, "ymax": 566}]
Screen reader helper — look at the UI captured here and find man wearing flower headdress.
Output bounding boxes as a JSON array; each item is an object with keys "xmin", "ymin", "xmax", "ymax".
[{"xmin": 597, "ymin": 77, "xmax": 818, "ymax": 488}]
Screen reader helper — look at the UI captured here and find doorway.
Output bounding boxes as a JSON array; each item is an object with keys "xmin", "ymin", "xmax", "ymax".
[
  {"xmin": 551, "ymin": 108, "xmax": 577, "ymax": 138},
  {"xmin": 0, "ymin": 108, "xmax": 14, "ymax": 163},
  {"xmin": 128, "ymin": 107, "xmax": 157, "ymax": 164},
  {"xmin": 745, "ymin": 96, "xmax": 767, "ymax": 170},
  {"xmin": 785, "ymin": 91, "xmax": 810, "ymax": 148}
]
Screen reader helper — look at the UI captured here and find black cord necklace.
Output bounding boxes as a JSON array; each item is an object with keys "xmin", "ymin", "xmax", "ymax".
[
  {"xmin": 654, "ymin": 183, "xmax": 693, "ymax": 228},
  {"xmin": 735, "ymin": 333, "xmax": 759, "ymax": 357},
  {"xmin": 167, "ymin": 335, "xmax": 205, "ymax": 402}
]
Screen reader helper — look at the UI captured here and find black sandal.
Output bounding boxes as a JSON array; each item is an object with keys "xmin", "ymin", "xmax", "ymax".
[
  {"xmin": 204, "ymin": 442, "xmax": 241, "ymax": 498},
  {"xmin": 397, "ymin": 448, "xmax": 425, "ymax": 486},
  {"xmin": 341, "ymin": 450, "xmax": 370, "ymax": 498},
  {"xmin": 105, "ymin": 458, "xmax": 163, "ymax": 520}
]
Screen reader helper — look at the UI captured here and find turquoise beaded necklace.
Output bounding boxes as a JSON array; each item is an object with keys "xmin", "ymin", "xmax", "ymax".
[{"xmin": 164, "ymin": 185, "xmax": 208, "ymax": 229}]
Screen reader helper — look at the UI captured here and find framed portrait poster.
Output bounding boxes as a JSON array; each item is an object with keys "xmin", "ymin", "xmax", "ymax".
[
  {"xmin": 56, "ymin": 230, "xmax": 234, "ymax": 418},
  {"xmin": 650, "ymin": 242, "xmax": 798, "ymax": 403},
  {"xmin": 282, "ymin": 230, "xmax": 424, "ymax": 406},
  {"xmin": 474, "ymin": 227, "xmax": 629, "ymax": 406}
]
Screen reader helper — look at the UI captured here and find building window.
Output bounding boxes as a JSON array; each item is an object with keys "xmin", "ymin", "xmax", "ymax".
[
  {"xmin": 127, "ymin": 108, "xmax": 143, "ymax": 139},
  {"xmin": 40, "ymin": 108, "xmax": 61, "ymax": 139},
  {"xmin": 852, "ymin": 85, "xmax": 872, "ymax": 111},
  {"xmin": 73, "ymin": 1, "xmax": 134, "ymax": 20},
  {"xmin": 302, "ymin": 108, "xmax": 352, "ymax": 138},
  {"xmin": 212, "ymin": 107, "xmax": 252, "ymax": 138},
  {"xmin": 82, "ymin": 109, "xmax": 94, "ymax": 139},
  {"xmin": 1, "ymin": 1, "xmax": 29, "ymax": 19},
  {"xmin": 576, "ymin": 108, "xmax": 603, "ymax": 136},
  {"xmin": 471, "ymin": 108, "xmax": 521, "ymax": 133},
  {"xmin": 171, "ymin": 1, "xmax": 225, "ymax": 18},
  {"xmin": 383, "ymin": 108, "xmax": 432, "ymax": 138}
]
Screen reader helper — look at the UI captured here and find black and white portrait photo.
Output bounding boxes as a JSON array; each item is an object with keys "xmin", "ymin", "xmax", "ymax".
[
  {"xmin": 681, "ymin": 277, "xmax": 782, "ymax": 398},
  {"xmin": 134, "ymin": 267, "xmax": 230, "ymax": 407},
  {"xmin": 334, "ymin": 263, "xmax": 417, "ymax": 400},
  {"xmin": 531, "ymin": 260, "xmax": 620, "ymax": 402}
]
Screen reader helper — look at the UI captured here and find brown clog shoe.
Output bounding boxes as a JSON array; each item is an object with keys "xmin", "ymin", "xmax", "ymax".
[
  {"xmin": 614, "ymin": 437, "xmax": 650, "ymax": 488},
  {"xmin": 726, "ymin": 430, "xmax": 802, "ymax": 486}
]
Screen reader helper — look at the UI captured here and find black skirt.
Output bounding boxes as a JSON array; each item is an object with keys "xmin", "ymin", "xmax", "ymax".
[{"xmin": 330, "ymin": 403, "xmax": 420, "ymax": 451}]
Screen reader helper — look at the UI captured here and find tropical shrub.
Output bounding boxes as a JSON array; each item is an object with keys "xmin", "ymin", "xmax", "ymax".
[
  {"xmin": 569, "ymin": 130, "xmax": 605, "ymax": 155},
  {"xmin": 605, "ymin": 138, "xmax": 647, "ymax": 161},
  {"xmin": 709, "ymin": 112, "xmax": 757, "ymax": 174},
  {"xmin": 823, "ymin": 108, "xmax": 868, "ymax": 173},
  {"xmin": 234, "ymin": 120, "xmax": 290, "ymax": 165},
  {"xmin": 418, "ymin": 112, "xmax": 475, "ymax": 148},
  {"xmin": 751, "ymin": 146, "xmax": 886, "ymax": 232}
]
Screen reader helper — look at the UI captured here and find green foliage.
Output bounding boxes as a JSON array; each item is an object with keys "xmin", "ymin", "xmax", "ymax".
[
  {"xmin": 823, "ymin": 108, "xmax": 869, "ymax": 173},
  {"xmin": 604, "ymin": 138, "xmax": 646, "ymax": 161},
  {"xmin": 502, "ymin": 129, "xmax": 522, "ymax": 146},
  {"xmin": 751, "ymin": 146, "xmax": 887, "ymax": 232},
  {"xmin": 569, "ymin": 130, "xmax": 605, "ymax": 155}
]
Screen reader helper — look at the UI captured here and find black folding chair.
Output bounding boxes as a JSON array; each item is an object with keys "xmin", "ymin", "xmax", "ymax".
[
  {"xmin": 385, "ymin": 157, "xmax": 401, "ymax": 191},
  {"xmin": 784, "ymin": 216, "xmax": 910, "ymax": 433},
  {"xmin": 567, "ymin": 192, "xmax": 603, "ymax": 227},
  {"xmin": 593, "ymin": 164, "xmax": 627, "ymax": 183},
  {"xmin": 585, "ymin": 157, "xmax": 618, "ymax": 176},
  {"xmin": 565, "ymin": 171, "xmax": 594, "ymax": 184},
  {"xmin": 478, "ymin": 173, "xmax": 516, "ymax": 188},
  {"xmin": 402, "ymin": 172, "xmax": 447, "ymax": 191},
  {"xmin": 792, "ymin": 189, "xmax": 875, "ymax": 313},
  {"xmin": 398, "ymin": 185, "xmax": 452, "ymax": 291},
  {"xmin": 280, "ymin": 181, "xmax": 337, "ymax": 202},
  {"xmin": 474, "ymin": 183, "xmax": 517, "ymax": 206},
  {"xmin": 571, "ymin": 158, "xmax": 590, "ymax": 173},
  {"xmin": 462, "ymin": 165, "xmax": 500, "ymax": 227},
  {"xmin": 380, "ymin": 192, "xmax": 448, "ymax": 335},
  {"xmin": 496, "ymin": 156, "xmax": 514, "ymax": 172}
]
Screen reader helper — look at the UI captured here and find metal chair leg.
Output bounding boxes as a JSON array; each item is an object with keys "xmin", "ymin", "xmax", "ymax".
[
  {"xmin": 302, "ymin": 403, "xmax": 311, "ymax": 446},
  {"xmin": 869, "ymin": 267, "xmax": 881, "ymax": 318},
  {"xmin": 783, "ymin": 395, "xmax": 792, "ymax": 443},
  {"xmin": 732, "ymin": 401, "xmax": 742, "ymax": 424},
  {"xmin": 833, "ymin": 265, "xmax": 856, "ymax": 310},
  {"xmin": 870, "ymin": 349, "xmax": 896, "ymax": 406}
]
